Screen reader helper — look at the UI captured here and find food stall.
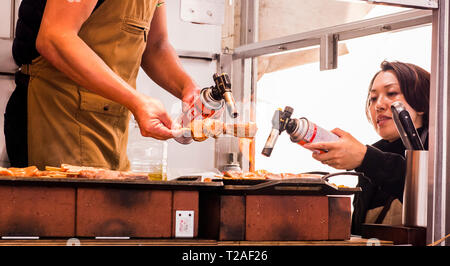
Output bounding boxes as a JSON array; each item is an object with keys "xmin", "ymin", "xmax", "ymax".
[{"xmin": 0, "ymin": 0, "xmax": 448, "ymax": 248}]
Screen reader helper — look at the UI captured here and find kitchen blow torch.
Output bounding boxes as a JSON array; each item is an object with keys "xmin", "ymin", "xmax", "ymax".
[
  {"xmin": 261, "ymin": 106, "xmax": 294, "ymax": 157},
  {"xmin": 174, "ymin": 73, "xmax": 239, "ymax": 144},
  {"xmin": 211, "ymin": 73, "xmax": 239, "ymax": 119},
  {"xmin": 261, "ymin": 106, "xmax": 339, "ymax": 156},
  {"xmin": 391, "ymin": 101, "xmax": 424, "ymax": 150}
]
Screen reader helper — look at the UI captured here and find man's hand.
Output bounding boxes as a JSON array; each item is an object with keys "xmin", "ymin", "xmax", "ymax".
[
  {"xmin": 131, "ymin": 94, "xmax": 181, "ymax": 140},
  {"xmin": 303, "ymin": 128, "xmax": 367, "ymax": 170}
]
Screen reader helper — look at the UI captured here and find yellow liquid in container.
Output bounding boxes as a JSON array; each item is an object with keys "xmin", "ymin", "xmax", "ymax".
[
  {"xmin": 147, "ymin": 165, "xmax": 168, "ymax": 181},
  {"xmin": 127, "ymin": 118, "xmax": 168, "ymax": 180}
]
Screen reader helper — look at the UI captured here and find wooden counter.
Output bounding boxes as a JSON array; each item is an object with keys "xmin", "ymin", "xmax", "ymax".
[
  {"xmin": 0, "ymin": 176, "xmax": 361, "ymax": 243},
  {"xmin": 0, "ymin": 236, "xmax": 392, "ymax": 246}
]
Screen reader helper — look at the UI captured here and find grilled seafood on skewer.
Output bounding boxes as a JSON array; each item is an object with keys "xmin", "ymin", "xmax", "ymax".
[{"xmin": 185, "ymin": 118, "xmax": 258, "ymax": 142}]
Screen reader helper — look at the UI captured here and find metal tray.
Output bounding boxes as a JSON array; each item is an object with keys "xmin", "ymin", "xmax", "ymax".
[
  {"xmin": 209, "ymin": 171, "xmax": 363, "ymax": 196},
  {"xmin": 0, "ymin": 176, "xmax": 223, "ymax": 191}
]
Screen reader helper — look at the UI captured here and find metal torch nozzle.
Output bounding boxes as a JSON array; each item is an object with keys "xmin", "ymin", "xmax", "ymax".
[
  {"xmin": 261, "ymin": 106, "xmax": 294, "ymax": 157},
  {"xmin": 223, "ymin": 91, "xmax": 238, "ymax": 118},
  {"xmin": 391, "ymin": 101, "xmax": 424, "ymax": 150},
  {"xmin": 212, "ymin": 73, "xmax": 239, "ymax": 118},
  {"xmin": 261, "ymin": 128, "xmax": 280, "ymax": 157}
]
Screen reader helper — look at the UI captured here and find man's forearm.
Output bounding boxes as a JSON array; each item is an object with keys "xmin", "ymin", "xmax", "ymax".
[
  {"xmin": 140, "ymin": 40, "xmax": 197, "ymax": 100},
  {"xmin": 36, "ymin": 32, "xmax": 143, "ymax": 113}
]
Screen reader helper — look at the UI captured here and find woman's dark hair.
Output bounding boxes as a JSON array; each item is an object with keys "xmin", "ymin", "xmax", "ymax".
[{"xmin": 365, "ymin": 60, "xmax": 430, "ymax": 128}]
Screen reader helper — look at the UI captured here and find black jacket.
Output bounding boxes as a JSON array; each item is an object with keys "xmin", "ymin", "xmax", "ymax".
[{"xmin": 351, "ymin": 127, "xmax": 428, "ymax": 235}]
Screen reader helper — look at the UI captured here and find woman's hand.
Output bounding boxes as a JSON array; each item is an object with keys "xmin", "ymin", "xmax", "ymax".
[{"xmin": 303, "ymin": 128, "xmax": 367, "ymax": 170}]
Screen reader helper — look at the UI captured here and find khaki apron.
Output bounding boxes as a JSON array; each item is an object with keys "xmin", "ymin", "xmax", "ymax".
[{"xmin": 26, "ymin": 0, "xmax": 158, "ymax": 170}]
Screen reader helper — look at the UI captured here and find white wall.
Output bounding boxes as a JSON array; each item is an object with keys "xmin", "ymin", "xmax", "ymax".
[
  {"xmin": 0, "ymin": 75, "xmax": 15, "ymax": 167},
  {"xmin": 0, "ymin": 0, "xmax": 12, "ymax": 39},
  {"xmin": 0, "ymin": 0, "xmax": 18, "ymax": 167}
]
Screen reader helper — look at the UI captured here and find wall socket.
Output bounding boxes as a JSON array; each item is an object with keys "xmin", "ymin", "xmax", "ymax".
[
  {"xmin": 180, "ymin": 0, "xmax": 225, "ymax": 25},
  {"xmin": 175, "ymin": 210, "xmax": 194, "ymax": 238}
]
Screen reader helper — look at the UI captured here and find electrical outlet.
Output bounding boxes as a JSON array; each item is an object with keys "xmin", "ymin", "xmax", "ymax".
[
  {"xmin": 175, "ymin": 210, "xmax": 194, "ymax": 238},
  {"xmin": 180, "ymin": 0, "xmax": 225, "ymax": 25}
]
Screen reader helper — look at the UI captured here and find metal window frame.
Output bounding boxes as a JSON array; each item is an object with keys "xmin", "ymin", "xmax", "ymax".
[
  {"xmin": 10, "ymin": 0, "xmax": 15, "ymax": 39},
  {"xmin": 361, "ymin": 0, "xmax": 438, "ymax": 9},
  {"xmin": 176, "ymin": 50, "xmax": 218, "ymax": 61},
  {"xmin": 220, "ymin": 0, "xmax": 450, "ymax": 245},
  {"xmin": 428, "ymin": 0, "xmax": 450, "ymax": 246},
  {"xmin": 232, "ymin": 9, "xmax": 432, "ymax": 60},
  {"xmin": 214, "ymin": 0, "xmax": 259, "ymax": 172}
]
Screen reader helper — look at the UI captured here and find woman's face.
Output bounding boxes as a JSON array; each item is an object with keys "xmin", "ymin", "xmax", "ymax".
[{"xmin": 368, "ymin": 70, "xmax": 423, "ymax": 142}]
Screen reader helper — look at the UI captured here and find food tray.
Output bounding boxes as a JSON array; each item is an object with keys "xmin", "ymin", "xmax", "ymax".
[
  {"xmin": 209, "ymin": 171, "xmax": 362, "ymax": 196},
  {"xmin": 0, "ymin": 176, "xmax": 223, "ymax": 191}
]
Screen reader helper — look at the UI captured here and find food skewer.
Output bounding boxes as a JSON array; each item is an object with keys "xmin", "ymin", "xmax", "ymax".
[{"xmin": 185, "ymin": 119, "xmax": 257, "ymax": 141}]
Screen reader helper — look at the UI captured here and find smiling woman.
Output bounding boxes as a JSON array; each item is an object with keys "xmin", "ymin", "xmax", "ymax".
[
  {"xmin": 353, "ymin": 61, "xmax": 430, "ymax": 233},
  {"xmin": 365, "ymin": 61, "xmax": 429, "ymax": 142},
  {"xmin": 301, "ymin": 60, "xmax": 430, "ymax": 235},
  {"xmin": 306, "ymin": 60, "xmax": 430, "ymax": 235}
]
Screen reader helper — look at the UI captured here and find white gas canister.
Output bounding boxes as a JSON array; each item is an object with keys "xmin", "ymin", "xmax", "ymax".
[{"xmin": 287, "ymin": 117, "xmax": 339, "ymax": 153}]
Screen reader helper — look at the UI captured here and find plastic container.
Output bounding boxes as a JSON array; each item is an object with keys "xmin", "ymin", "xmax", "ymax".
[{"xmin": 127, "ymin": 118, "xmax": 168, "ymax": 180}]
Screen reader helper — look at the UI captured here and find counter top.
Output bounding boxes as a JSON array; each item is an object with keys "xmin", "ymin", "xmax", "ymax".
[{"xmin": 0, "ymin": 237, "xmax": 392, "ymax": 246}]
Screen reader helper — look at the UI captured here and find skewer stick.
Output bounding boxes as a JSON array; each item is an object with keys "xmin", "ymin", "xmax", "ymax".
[
  {"xmin": 185, "ymin": 119, "xmax": 258, "ymax": 141},
  {"xmin": 222, "ymin": 122, "xmax": 257, "ymax": 138}
]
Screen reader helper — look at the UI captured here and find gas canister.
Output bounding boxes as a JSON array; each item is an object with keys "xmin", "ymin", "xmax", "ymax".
[
  {"xmin": 286, "ymin": 117, "xmax": 339, "ymax": 153},
  {"xmin": 262, "ymin": 106, "xmax": 338, "ymax": 156},
  {"xmin": 174, "ymin": 73, "xmax": 239, "ymax": 144}
]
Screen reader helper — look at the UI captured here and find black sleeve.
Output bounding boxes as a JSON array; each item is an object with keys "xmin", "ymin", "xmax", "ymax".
[{"xmin": 355, "ymin": 145, "xmax": 406, "ymax": 200}]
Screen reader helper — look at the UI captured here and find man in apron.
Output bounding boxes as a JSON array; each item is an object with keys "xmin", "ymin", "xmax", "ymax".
[{"xmin": 6, "ymin": 0, "xmax": 199, "ymax": 170}]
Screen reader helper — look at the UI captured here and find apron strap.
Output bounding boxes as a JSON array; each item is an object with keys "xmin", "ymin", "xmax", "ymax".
[
  {"xmin": 375, "ymin": 196, "xmax": 396, "ymax": 224},
  {"xmin": 20, "ymin": 64, "xmax": 31, "ymax": 75},
  {"xmin": 420, "ymin": 127, "xmax": 428, "ymax": 145}
]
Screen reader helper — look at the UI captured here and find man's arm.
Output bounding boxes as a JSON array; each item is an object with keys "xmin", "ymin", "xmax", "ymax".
[
  {"xmin": 141, "ymin": 3, "xmax": 200, "ymax": 108},
  {"xmin": 35, "ymin": 0, "xmax": 175, "ymax": 140}
]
